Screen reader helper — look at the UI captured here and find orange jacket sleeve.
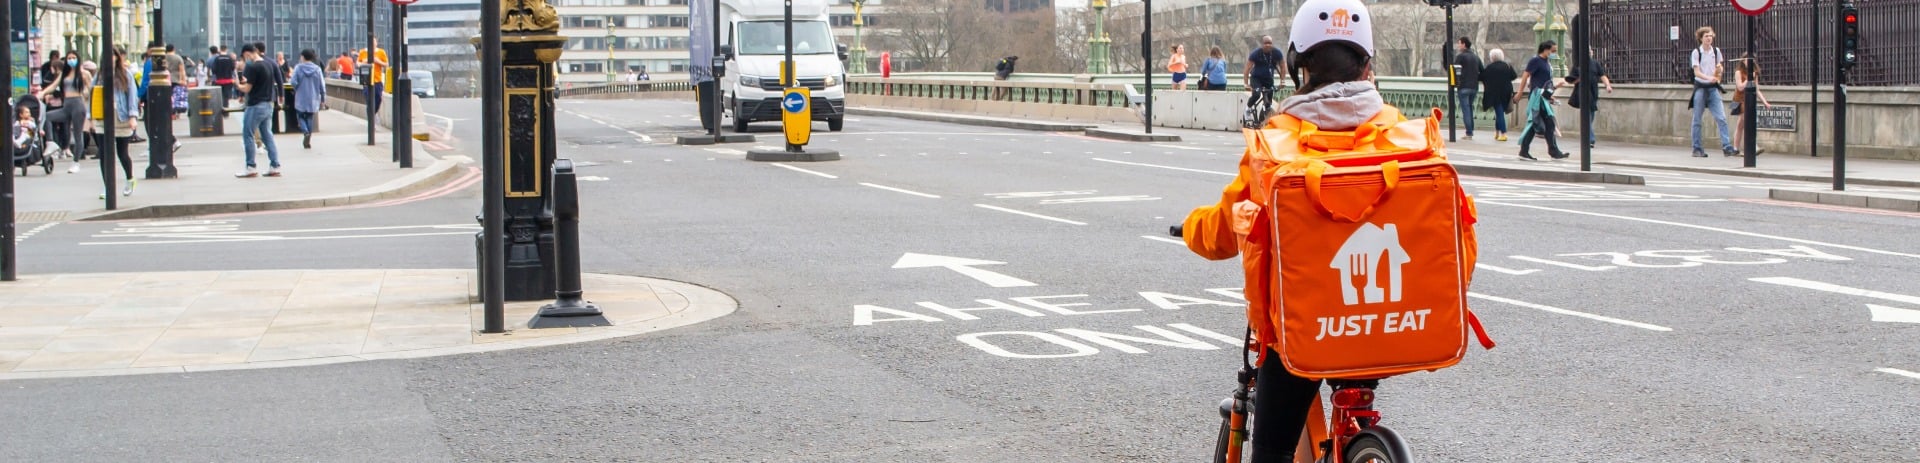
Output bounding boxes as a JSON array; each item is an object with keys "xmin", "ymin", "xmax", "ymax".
[{"xmin": 1183, "ymin": 152, "xmax": 1256, "ymax": 261}]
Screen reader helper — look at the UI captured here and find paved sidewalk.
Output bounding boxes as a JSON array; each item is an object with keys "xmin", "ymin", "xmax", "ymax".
[
  {"xmin": 12, "ymin": 110, "xmax": 457, "ymax": 222},
  {"xmin": 0, "ymin": 269, "xmax": 737, "ymax": 380},
  {"xmin": 1441, "ymin": 132, "xmax": 1920, "ymax": 188}
]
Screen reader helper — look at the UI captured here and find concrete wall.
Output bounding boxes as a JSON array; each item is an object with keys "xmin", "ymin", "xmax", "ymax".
[
  {"xmin": 847, "ymin": 94, "xmax": 1140, "ymax": 124},
  {"xmin": 325, "ymin": 92, "xmax": 424, "ymax": 133},
  {"xmin": 1582, "ymin": 84, "xmax": 1918, "ymax": 161}
]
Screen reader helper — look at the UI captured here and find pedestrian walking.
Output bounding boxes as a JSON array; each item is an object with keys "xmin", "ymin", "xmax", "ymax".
[
  {"xmin": 235, "ymin": 43, "xmax": 283, "ymax": 178},
  {"xmin": 1731, "ymin": 51, "xmax": 1772, "ymax": 155},
  {"xmin": 210, "ymin": 45, "xmax": 238, "ymax": 106},
  {"xmin": 1168, "ymin": 44, "xmax": 1189, "ymax": 90},
  {"xmin": 334, "ymin": 51, "xmax": 357, "ymax": 81},
  {"xmin": 1453, "ymin": 37, "xmax": 1483, "ymax": 140},
  {"xmin": 98, "ymin": 47, "xmax": 140, "ymax": 198},
  {"xmin": 1688, "ymin": 26, "xmax": 1735, "ymax": 158},
  {"xmin": 167, "ymin": 44, "xmax": 190, "ymax": 120},
  {"xmin": 359, "ymin": 39, "xmax": 390, "ymax": 117},
  {"xmin": 1513, "ymin": 40, "xmax": 1567, "ymax": 160},
  {"xmin": 1479, "ymin": 48, "xmax": 1516, "ymax": 142},
  {"xmin": 290, "ymin": 49, "xmax": 327, "ymax": 149},
  {"xmin": 1565, "ymin": 48, "xmax": 1614, "ymax": 149},
  {"xmin": 1200, "ymin": 46, "xmax": 1228, "ymax": 91},
  {"xmin": 38, "ymin": 52, "xmax": 89, "ymax": 164}
]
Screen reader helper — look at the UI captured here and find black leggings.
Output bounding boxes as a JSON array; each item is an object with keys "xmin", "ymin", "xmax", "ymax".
[
  {"xmin": 1251, "ymin": 348, "xmax": 1323, "ymax": 463},
  {"xmin": 104, "ymin": 133, "xmax": 133, "ymax": 180}
]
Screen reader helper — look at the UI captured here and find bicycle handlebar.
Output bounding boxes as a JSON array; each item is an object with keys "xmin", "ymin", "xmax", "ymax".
[{"xmin": 1169, "ymin": 225, "xmax": 1183, "ymax": 238}]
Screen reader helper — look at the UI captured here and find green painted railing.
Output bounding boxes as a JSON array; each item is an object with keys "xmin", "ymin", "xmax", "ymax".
[
  {"xmin": 845, "ymin": 78, "xmax": 1134, "ymax": 108},
  {"xmin": 556, "ymin": 80, "xmax": 696, "ymax": 98}
]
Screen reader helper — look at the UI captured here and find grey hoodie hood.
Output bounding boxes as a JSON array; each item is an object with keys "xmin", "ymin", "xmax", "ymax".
[{"xmin": 1276, "ymin": 81, "xmax": 1385, "ymax": 131}]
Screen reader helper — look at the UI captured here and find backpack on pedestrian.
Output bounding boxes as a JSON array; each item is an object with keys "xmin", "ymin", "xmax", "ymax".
[{"xmin": 1241, "ymin": 106, "xmax": 1494, "ymax": 379}]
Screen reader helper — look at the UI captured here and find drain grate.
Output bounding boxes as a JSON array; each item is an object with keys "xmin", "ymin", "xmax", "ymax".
[{"xmin": 16, "ymin": 211, "xmax": 67, "ymax": 223}]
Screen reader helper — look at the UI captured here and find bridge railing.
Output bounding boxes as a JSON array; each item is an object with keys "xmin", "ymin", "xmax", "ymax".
[
  {"xmin": 845, "ymin": 77, "xmax": 1135, "ymax": 107},
  {"xmin": 556, "ymin": 80, "xmax": 697, "ymax": 98}
]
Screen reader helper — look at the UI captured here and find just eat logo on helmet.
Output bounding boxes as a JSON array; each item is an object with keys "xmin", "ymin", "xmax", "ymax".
[{"xmin": 1324, "ymin": 9, "xmax": 1356, "ymax": 36}]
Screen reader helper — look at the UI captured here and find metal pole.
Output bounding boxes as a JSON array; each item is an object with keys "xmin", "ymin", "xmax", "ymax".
[
  {"xmin": 480, "ymin": 0, "xmax": 506, "ymax": 332},
  {"xmin": 1809, "ymin": 0, "xmax": 1819, "ymax": 158},
  {"xmin": 366, "ymin": 0, "xmax": 376, "ymax": 146},
  {"xmin": 710, "ymin": 0, "xmax": 722, "ymax": 138},
  {"xmin": 1577, "ymin": 4, "xmax": 1592, "ymax": 172},
  {"xmin": 1742, "ymin": 14, "xmax": 1758, "ymax": 167},
  {"xmin": 1445, "ymin": 3, "xmax": 1456, "ymax": 143},
  {"xmin": 1, "ymin": 0, "xmax": 16, "ymax": 281},
  {"xmin": 1832, "ymin": 1, "xmax": 1845, "ymax": 191},
  {"xmin": 100, "ymin": 0, "xmax": 117, "ymax": 211},
  {"xmin": 1142, "ymin": 0, "xmax": 1152, "ymax": 134},
  {"xmin": 784, "ymin": 0, "xmax": 796, "ymax": 152},
  {"xmin": 392, "ymin": 2, "xmax": 411, "ymax": 168}
]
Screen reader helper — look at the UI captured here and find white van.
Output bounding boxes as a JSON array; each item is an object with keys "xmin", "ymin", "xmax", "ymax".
[
  {"xmin": 718, "ymin": 0, "xmax": 848, "ymax": 132},
  {"xmin": 408, "ymin": 70, "xmax": 436, "ymax": 98}
]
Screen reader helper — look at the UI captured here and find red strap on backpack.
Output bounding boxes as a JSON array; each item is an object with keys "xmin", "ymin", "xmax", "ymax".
[{"xmin": 1466, "ymin": 309, "xmax": 1495, "ymax": 349}]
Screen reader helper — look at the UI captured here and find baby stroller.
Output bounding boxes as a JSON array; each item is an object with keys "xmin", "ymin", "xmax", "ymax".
[{"xmin": 11, "ymin": 94, "xmax": 54, "ymax": 176}]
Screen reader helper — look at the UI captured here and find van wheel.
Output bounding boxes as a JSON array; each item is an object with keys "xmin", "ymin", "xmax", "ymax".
[
  {"xmin": 828, "ymin": 117, "xmax": 844, "ymax": 132},
  {"xmin": 732, "ymin": 105, "xmax": 749, "ymax": 132}
]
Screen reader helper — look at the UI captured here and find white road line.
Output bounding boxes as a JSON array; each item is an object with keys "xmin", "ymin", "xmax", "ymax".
[
  {"xmin": 859, "ymin": 182, "xmax": 941, "ymax": 198},
  {"xmin": 770, "ymin": 163, "xmax": 838, "ymax": 179},
  {"xmin": 1748, "ymin": 277, "xmax": 1920, "ymax": 305},
  {"xmin": 1477, "ymin": 200, "xmax": 1920, "ymax": 260},
  {"xmin": 1152, "ymin": 144, "xmax": 1214, "ymax": 152},
  {"xmin": 1475, "ymin": 198, "xmax": 1727, "ymax": 202},
  {"xmin": 95, "ymin": 223, "xmax": 475, "ymax": 238},
  {"xmin": 1877, "ymin": 368, "xmax": 1920, "ymax": 381},
  {"xmin": 974, "ymin": 204, "xmax": 1087, "ymax": 225},
  {"xmin": 1091, "ymin": 157, "xmax": 1235, "ymax": 176},
  {"xmin": 1468, "ymin": 292, "xmax": 1674, "ymax": 332},
  {"xmin": 705, "ymin": 148, "xmax": 746, "ymax": 155},
  {"xmin": 1475, "ymin": 264, "xmax": 1541, "ymax": 275},
  {"xmin": 1142, "ymin": 235, "xmax": 1185, "ymax": 245}
]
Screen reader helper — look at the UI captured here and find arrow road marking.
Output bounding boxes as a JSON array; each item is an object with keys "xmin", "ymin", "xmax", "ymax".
[
  {"xmin": 892, "ymin": 253, "xmax": 1036, "ymax": 288},
  {"xmin": 1749, "ymin": 277, "xmax": 1920, "ymax": 306},
  {"xmin": 1868, "ymin": 304, "xmax": 1920, "ymax": 324}
]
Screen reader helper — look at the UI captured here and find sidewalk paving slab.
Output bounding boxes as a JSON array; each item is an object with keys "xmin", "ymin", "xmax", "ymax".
[
  {"xmin": 13, "ymin": 110, "xmax": 459, "ymax": 223},
  {"xmin": 0, "ymin": 269, "xmax": 737, "ymax": 380}
]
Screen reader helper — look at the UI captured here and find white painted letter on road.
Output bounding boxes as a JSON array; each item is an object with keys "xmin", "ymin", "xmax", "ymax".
[
  {"xmin": 853, "ymin": 305, "xmax": 944, "ymax": 326},
  {"xmin": 957, "ymin": 331, "xmax": 1100, "ymax": 359}
]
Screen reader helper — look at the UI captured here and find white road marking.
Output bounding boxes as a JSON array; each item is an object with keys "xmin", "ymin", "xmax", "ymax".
[
  {"xmin": 1749, "ymin": 277, "xmax": 1920, "ymax": 306},
  {"xmin": 1091, "ymin": 157, "xmax": 1235, "ymax": 176},
  {"xmin": 1468, "ymin": 292, "xmax": 1673, "ymax": 332},
  {"xmin": 579, "ymin": 176, "xmax": 611, "ymax": 182},
  {"xmin": 1867, "ymin": 304, "xmax": 1920, "ymax": 324},
  {"xmin": 770, "ymin": 163, "xmax": 838, "ymax": 179},
  {"xmin": 1466, "ymin": 198, "xmax": 1725, "ymax": 202},
  {"xmin": 1152, "ymin": 144, "xmax": 1214, "ymax": 151},
  {"xmin": 624, "ymin": 130, "xmax": 652, "ymax": 142},
  {"xmin": 15, "ymin": 222, "xmax": 58, "ymax": 242},
  {"xmin": 1475, "ymin": 264, "xmax": 1542, "ymax": 275},
  {"xmin": 1038, "ymin": 195, "xmax": 1160, "ymax": 204},
  {"xmin": 1478, "ymin": 201, "xmax": 1920, "ymax": 260},
  {"xmin": 988, "ymin": 191, "xmax": 1096, "ymax": 199},
  {"xmin": 705, "ymin": 148, "xmax": 746, "ymax": 155},
  {"xmin": 859, "ymin": 182, "xmax": 941, "ymax": 198},
  {"xmin": 974, "ymin": 204, "xmax": 1087, "ymax": 225},
  {"xmin": 1877, "ymin": 368, "xmax": 1920, "ymax": 380},
  {"xmin": 1142, "ymin": 235, "xmax": 1185, "ymax": 245},
  {"xmin": 892, "ymin": 253, "xmax": 1036, "ymax": 288}
]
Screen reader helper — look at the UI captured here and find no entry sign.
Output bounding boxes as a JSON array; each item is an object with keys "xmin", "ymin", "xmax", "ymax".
[{"xmin": 1732, "ymin": 0, "xmax": 1773, "ymax": 16}]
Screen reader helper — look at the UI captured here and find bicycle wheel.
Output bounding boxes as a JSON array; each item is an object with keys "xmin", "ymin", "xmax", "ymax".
[
  {"xmin": 1343, "ymin": 435, "xmax": 1395, "ymax": 463},
  {"xmin": 1212, "ymin": 416, "xmax": 1231, "ymax": 463}
]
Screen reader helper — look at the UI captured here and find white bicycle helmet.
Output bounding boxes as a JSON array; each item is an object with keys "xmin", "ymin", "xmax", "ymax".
[{"xmin": 1286, "ymin": 0, "xmax": 1375, "ymax": 87}]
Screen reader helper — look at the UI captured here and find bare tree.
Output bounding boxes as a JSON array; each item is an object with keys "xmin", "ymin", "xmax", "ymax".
[{"xmin": 425, "ymin": 19, "xmax": 482, "ymax": 97}]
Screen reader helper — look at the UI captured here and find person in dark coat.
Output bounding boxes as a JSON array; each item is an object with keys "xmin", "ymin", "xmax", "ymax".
[{"xmin": 1478, "ymin": 48, "xmax": 1518, "ymax": 142}]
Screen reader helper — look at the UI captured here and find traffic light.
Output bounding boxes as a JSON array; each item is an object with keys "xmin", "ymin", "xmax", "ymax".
[{"xmin": 1841, "ymin": 3, "xmax": 1860, "ymax": 68}]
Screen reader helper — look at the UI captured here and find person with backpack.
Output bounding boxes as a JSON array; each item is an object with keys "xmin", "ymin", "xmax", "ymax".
[
  {"xmin": 1181, "ymin": 0, "xmax": 1486, "ymax": 460},
  {"xmin": 992, "ymin": 56, "xmax": 1017, "ymax": 100},
  {"xmin": 1689, "ymin": 26, "xmax": 1736, "ymax": 158},
  {"xmin": 210, "ymin": 46, "xmax": 238, "ymax": 107}
]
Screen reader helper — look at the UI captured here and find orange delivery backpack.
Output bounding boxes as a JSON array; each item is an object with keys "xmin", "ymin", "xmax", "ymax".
[{"xmin": 1247, "ymin": 106, "xmax": 1494, "ymax": 380}]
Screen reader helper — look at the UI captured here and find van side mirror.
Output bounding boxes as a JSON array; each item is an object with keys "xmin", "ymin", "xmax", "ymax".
[
  {"xmin": 837, "ymin": 44, "xmax": 850, "ymax": 62},
  {"xmin": 719, "ymin": 45, "xmax": 734, "ymax": 60}
]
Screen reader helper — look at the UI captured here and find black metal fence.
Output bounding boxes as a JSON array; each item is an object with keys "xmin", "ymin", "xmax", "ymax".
[{"xmin": 1592, "ymin": 0, "xmax": 1920, "ymax": 86}]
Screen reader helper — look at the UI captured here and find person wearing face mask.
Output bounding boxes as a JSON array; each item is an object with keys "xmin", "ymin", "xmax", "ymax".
[
  {"xmin": 38, "ymin": 52, "xmax": 90, "ymax": 164},
  {"xmin": 1512, "ymin": 40, "xmax": 1567, "ymax": 161}
]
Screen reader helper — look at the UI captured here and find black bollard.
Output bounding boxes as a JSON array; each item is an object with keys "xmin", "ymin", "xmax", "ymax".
[
  {"xmin": 147, "ymin": 44, "xmax": 178, "ymax": 179},
  {"xmin": 530, "ymin": 158, "xmax": 606, "ymax": 328}
]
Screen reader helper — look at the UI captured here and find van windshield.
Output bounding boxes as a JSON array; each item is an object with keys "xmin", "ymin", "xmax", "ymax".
[{"xmin": 736, "ymin": 21, "xmax": 836, "ymax": 55}]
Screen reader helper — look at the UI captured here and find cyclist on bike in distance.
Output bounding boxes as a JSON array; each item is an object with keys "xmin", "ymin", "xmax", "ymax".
[
  {"xmin": 1184, "ymin": 0, "xmax": 1388, "ymax": 461},
  {"xmin": 1244, "ymin": 35, "xmax": 1284, "ymax": 111}
]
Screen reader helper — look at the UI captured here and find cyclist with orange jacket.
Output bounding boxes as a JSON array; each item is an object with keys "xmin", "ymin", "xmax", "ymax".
[{"xmin": 1183, "ymin": 1, "xmax": 1441, "ymax": 461}]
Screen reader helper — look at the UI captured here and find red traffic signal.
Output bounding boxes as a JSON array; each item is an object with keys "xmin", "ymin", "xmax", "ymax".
[{"xmin": 1845, "ymin": 13, "xmax": 1858, "ymax": 23}]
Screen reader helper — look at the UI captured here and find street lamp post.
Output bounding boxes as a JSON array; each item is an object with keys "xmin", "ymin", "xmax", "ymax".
[
  {"xmin": 605, "ymin": 23, "xmax": 615, "ymax": 83},
  {"xmin": 1088, "ymin": 0, "xmax": 1109, "ymax": 74}
]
